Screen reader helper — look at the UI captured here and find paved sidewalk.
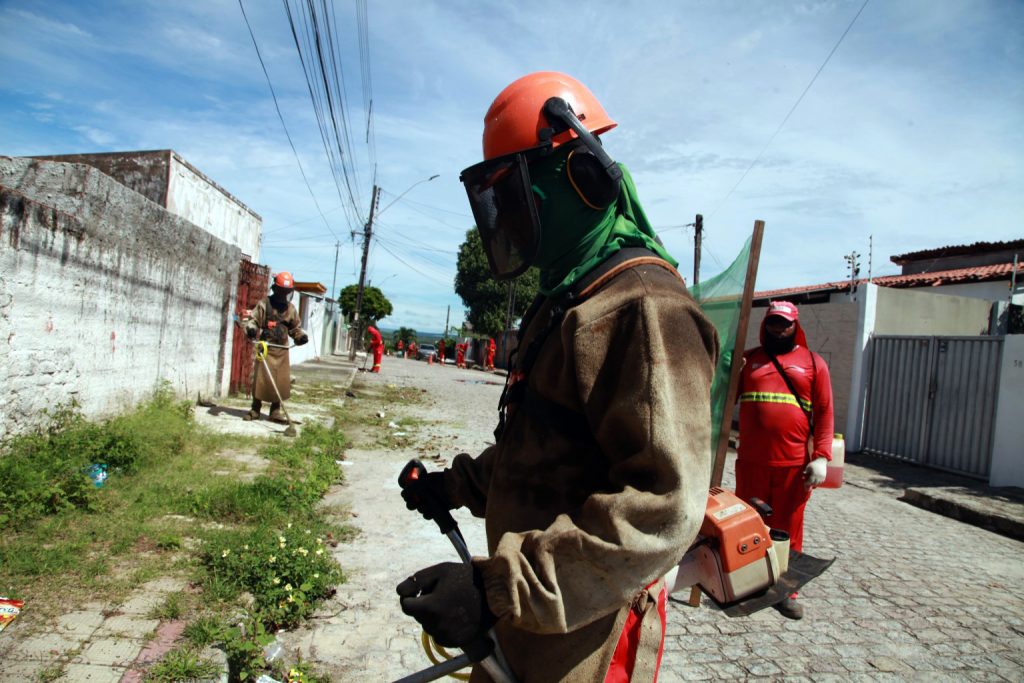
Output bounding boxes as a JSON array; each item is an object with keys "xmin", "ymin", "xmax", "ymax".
[{"xmin": 844, "ymin": 451, "xmax": 1024, "ymax": 542}]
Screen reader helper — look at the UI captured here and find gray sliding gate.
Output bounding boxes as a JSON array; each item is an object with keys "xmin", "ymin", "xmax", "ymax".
[{"xmin": 862, "ymin": 335, "xmax": 1003, "ymax": 479}]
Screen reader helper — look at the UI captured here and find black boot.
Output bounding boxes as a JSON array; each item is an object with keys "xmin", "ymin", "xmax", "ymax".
[{"xmin": 244, "ymin": 400, "xmax": 262, "ymax": 421}]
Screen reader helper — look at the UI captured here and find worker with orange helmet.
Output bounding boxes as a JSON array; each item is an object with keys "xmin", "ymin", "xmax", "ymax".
[
  {"xmin": 367, "ymin": 325, "xmax": 384, "ymax": 373},
  {"xmin": 397, "ymin": 72, "xmax": 717, "ymax": 682},
  {"xmin": 241, "ymin": 271, "xmax": 308, "ymax": 423},
  {"xmin": 397, "ymin": 339, "xmax": 405, "ymax": 357},
  {"xmin": 455, "ymin": 342, "xmax": 466, "ymax": 369},
  {"xmin": 437, "ymin": 339, "xmax": 447, "ymax": 368},
  {"xmin": 485, "ymin": 338, "xmax": 496, "ymax": 371}
]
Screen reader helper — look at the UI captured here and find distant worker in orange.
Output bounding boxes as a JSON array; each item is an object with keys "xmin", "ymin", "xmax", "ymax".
[
  {"xmin": 408, "ymin": 341, "xmax": 418, "ymax": 361},
  {"xmin": 455, "ymin": 342, "xmax": 466, "ymax": 369},
  {"xmin": 397, "ymin": 339, "xmax": 405, "ymax": 358},
  {"xmin": 367, "ymin": 325, "xmax": 384, "ymax": 373},
  {"xmin": 437, "ymin": 339, "xmax": 446, "ymax": 367},
  {"xmin": 485, "ymin": 337, "xmax": 496, "ymax": 371}
]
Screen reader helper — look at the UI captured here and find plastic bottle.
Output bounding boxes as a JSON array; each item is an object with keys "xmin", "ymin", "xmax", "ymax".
[{"xmin": 820, "ymin": 433, "xmax": 845, "ymax": 489}]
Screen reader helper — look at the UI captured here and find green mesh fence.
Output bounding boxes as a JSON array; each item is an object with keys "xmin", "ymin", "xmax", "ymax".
[{"xmin": 690, "ymin": 236, "xmax": 753, "ymax": 462}]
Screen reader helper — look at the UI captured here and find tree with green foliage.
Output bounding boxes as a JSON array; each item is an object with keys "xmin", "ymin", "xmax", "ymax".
[
  {"xmin": 454, "ymin": 228, "xmax": 540, "ymax": 337},
  {"xmin": 338, "ymin": 285, "xmax": 393, "ymax": 324},
  {"xmin": 392, "ymin": 327, "xmax": 417, "ymax": 346}
]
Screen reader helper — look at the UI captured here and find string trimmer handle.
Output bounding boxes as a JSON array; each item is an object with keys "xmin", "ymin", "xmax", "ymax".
[{"xmin": 399, "ymin": 459, "xmax": 459, "ymax": 536}]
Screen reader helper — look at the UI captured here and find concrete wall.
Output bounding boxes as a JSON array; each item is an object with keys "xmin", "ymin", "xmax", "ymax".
[
  {"xmin": 290, "ymin": 293, "xmax": 325, "ymax": 365},
  {"xmin": 874, "ymin": 286, "xmax": 995, "ymax": 334},
  {"xmin": 166, "ymin": 153, "xmax": 262, "ymax": 261},
  {"xmin": 743, "ymin": 301, "xmax": 859, "ymax": 438},
  {"xmin": 29, "ymin": 150, "xmax": 262, "ymax": 261},
  {"xmin": 930, "ymin": 281, "xmax": 1013, "ymax": 302},
  {"xmin": 0, "ymin": 156, "xmax": 240, "ymax": 438},
  {"xmin": 989, "ymin": 335, "xmax": 1024, "ymax": 487}
]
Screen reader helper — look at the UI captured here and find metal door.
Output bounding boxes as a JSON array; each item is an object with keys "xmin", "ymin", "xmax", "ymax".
[
  {"xmin": 229, "ymin": 259, "xmax": 270, "ymax": 395},
  {"xmin": 862, "ymin": 335, "xmax": 1003, "ymax": 478}
]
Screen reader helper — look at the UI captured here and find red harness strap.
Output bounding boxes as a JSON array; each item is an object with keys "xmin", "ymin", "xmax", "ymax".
[{"xmin": 604, "ymin": 582, "xmax": 668, "ymax": 682}]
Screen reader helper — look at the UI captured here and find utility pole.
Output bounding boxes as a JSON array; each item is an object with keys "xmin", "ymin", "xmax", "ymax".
[
  {"xmin": 349, "ymin": 185, "xmax": 380, "ymax": 360},
  {"xmin": 443, "ymin": 305, "xmax": 450, "ymax": 340},
  {"xmin": 868, "ymin": 234, "xmax": 873, "ymax": 283},
  {"xmin": 693, "ymin": 213, "xmax": 703, "ymax": 286},
  {"xmin": 330, "ymin": 240, "xmax": 340, "ymax": 310}
]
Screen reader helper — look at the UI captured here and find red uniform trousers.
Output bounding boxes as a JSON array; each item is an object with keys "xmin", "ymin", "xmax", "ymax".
[
  {"xmin": 371, "ymin": 345, "xmax": 383, "ymax": 372},
  {"xmin": 734, "ymin": 460, "xmax": 811, "ymax": 553}
]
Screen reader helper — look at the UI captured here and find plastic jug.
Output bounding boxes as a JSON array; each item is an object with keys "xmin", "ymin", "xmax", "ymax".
[{"xmin": 819, "ymin": 434, "xmax": 845, "ymax": 489}]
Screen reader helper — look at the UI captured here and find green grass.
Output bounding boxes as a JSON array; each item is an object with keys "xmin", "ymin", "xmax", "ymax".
[
  {"xmin": 1, "ymin": 384, "xmax": 354, "ymax": 682},
  {"xmin": 144, "ymin": 646, "xmax": 220, "ymax": 682}
]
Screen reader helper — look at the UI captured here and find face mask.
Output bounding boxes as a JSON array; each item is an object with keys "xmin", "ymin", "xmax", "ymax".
[{"xmin": 764, "ymin": 333, "xmax": 796, "ymax": 355}]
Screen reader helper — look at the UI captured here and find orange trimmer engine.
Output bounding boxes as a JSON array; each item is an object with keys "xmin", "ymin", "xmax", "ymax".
[{"xmin": 667, "ymin": 487, "xmax": 789, "ymax": 606}]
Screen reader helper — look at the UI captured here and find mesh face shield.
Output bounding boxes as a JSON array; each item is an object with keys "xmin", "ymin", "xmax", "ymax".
[{"xmin": 460, "ymin": 147, "xmax": 546, "ymax": 280}]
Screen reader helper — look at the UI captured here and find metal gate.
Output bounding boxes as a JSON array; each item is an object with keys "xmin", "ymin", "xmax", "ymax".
[
  {"xmin": 862, "ymin": 335, "xmax": 1003, "ymax": 478},
  {"xmin": 229, "ymin": 259, "xmax": 270, "ymax": 395}
]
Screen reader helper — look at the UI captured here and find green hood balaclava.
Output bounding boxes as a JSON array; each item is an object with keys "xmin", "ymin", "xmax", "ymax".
[{"xmin": 529, "ymin": 146, "xmax": 678, "ymax": 297}]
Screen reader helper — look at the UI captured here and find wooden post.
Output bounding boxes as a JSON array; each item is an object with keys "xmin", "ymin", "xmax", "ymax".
[{"xmin": 709, "ymin": 220, "xmax": 764, "ymax": 488}]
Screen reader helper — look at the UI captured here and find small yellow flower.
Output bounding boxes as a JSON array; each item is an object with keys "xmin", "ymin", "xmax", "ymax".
[
  {"xmin": 285, "ymin": 583, "xmax": 293, "ymax": 592},
  {"xmin": 269, "ymin": 555, "xmax": 276, "ymax": 563},
  {"xmin": 297, "ymin": 547, "xmax": 309, "ymax": 556},
  {"xmin": 287, "ymin": 522, "xmax": 293, "ymax": 529},
  {"xmin": 273, "ymin": 577, "xmax": 280, "ymax": 585},
  {"xmin": 221, "ymin": 549, "xmax": 230, "ymax": 558},
  {"xmin": 313, "ymin": 573, "xmax": 320, "ymax": 579},
  {"xmin": 316, "ymin": 538, "xmax": 323, "ymax": 545},
  {"xmin": 278, "ymin": 536, "xmax": 286, "ymax": 544},
  {"xmin": 287, "ymin": 594, "xmax": 295, "ymax": 603},
  {"xmin": 243, "ymin": 545, "xmax": 249, "ymax": 550},
  {"xmin": 315, "ymin": 548, "xmax": 324, "ymax": 556}
]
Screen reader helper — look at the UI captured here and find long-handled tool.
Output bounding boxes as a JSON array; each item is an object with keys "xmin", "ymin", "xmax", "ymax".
[
  {"xmin": 396, "ymin": 460, "xmax": 516, "ymax": 683},
  {"xmin": 254, "ymin": 340, "xmax": 298, "ymax": 437}
]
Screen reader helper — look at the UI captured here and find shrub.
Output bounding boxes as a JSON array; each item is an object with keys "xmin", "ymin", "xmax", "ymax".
[{"xmin": 202, "ymin": 524, "xmax": 343, "ymax": 629}]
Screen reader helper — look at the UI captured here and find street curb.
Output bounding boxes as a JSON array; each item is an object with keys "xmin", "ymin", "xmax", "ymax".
[{"xmin": 901, "ymin": 488, "xmax": 1024, "ymax": 542}]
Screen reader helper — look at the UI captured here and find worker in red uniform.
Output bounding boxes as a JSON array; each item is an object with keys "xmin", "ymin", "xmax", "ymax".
[
  {"xmin": 367, "ymin": 325, "xmax": 384, "ymax": 373},
  {"xmin": 485, "ymin": 337, "xmax": 496, "ymax": 371},
  {"xmin": 455, "ymin": 342, "xmax": 466, "ymax": 369},
  {"xmin": 397, "ymin": 339, "xmax": 405, "ymax": 358},
  {"xmin": 736, "ymin": 300, "xmax": 834, "ymax": 620},
  {"xmin": 437, "ymin": 339, "xmax": 446, "ymax": 368}
]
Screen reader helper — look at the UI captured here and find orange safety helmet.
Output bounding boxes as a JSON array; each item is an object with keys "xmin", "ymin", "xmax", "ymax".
[
  {"xmin": 482, "ymin": 71, "xmax": 617, "ymax": 160},
  {"xmin": 274, "ymin": 272, "xmax": 295, "ymax": 289}
]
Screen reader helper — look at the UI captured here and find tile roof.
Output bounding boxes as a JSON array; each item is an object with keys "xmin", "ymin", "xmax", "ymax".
[
  {"xmin": 755, "ymin": 261, "xmax": 1019, "ymax": 300},
  {"xmin": 891, "ymin": 239, "xmax": 1024, "ymax": 264}
]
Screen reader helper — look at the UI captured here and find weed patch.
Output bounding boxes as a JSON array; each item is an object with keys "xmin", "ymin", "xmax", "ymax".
[{"xmin": 144, "ymin": 645, "xmax": 220, "ymax": 682}]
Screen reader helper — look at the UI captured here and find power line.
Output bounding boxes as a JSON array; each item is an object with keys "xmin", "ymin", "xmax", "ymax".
[
  {"xmin": 708, "ymin": 0, "xmax": 871, "ymax": 219},
  {"xmin": 238, "ymin": 0, "xmax": 338, "ymax": 240}
]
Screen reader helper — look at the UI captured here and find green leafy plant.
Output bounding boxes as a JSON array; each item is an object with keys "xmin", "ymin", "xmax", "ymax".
[{"xmin": 202, "ymin": 524, "xmax": 342, "ymax": 629}]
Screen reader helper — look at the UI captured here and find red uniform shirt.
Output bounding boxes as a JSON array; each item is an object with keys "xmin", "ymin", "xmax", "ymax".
[{"xmin": 737, "ymin": 345, "xmax": 834, "ymax": 467}]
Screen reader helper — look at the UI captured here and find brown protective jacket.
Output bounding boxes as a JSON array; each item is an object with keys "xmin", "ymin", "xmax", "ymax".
[
  {"xmin": 243, "ymin": 297, "xmax": 305, "ymax": 402},
  {"xmin": 445, "ymin": 262, "xmax": 718, "ymax": 682}
]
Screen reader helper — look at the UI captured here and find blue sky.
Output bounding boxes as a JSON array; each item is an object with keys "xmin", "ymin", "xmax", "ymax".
[{"xmin": 2, "ymin": 0, "xmax": 1022, "ymax": 331}]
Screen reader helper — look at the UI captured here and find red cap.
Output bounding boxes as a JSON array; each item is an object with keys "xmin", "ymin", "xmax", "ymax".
[{"xmin": 765, "ymin": 300, "xmax": 799, "ymax": 322}]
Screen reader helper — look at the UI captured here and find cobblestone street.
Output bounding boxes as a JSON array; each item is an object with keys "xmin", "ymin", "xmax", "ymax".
[{"xmin": 284, "ymin": 355, "xmax": 1024, "ymax": 682}]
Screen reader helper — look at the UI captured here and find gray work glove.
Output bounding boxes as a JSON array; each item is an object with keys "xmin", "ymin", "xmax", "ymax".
[{"xmin": 804, "ymin": 456, "xmax": 828, "ymax": 488}]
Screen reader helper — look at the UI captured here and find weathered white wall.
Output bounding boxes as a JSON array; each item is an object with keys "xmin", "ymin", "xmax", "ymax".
[
  {"xmin": 874, "ymin": 286, "xmax": 993, "ymax": 335},
  {"xmin": 290, "ymin": 293, "xmax": 325, "ymax": 365},
  {"xmin": 744, "ymin": 301, "xmax": 859, "ymax": 439},
  {"xmin": 989, "ymin": 335, "xmax": 1024, "ymax": 488},
  {"xmin": 166, "ymin": 154, "xmax": 262, "ymax": 261},
  {"xmin": 0, "ymin": 157, "xmax": 240, "ymax": 439}
]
